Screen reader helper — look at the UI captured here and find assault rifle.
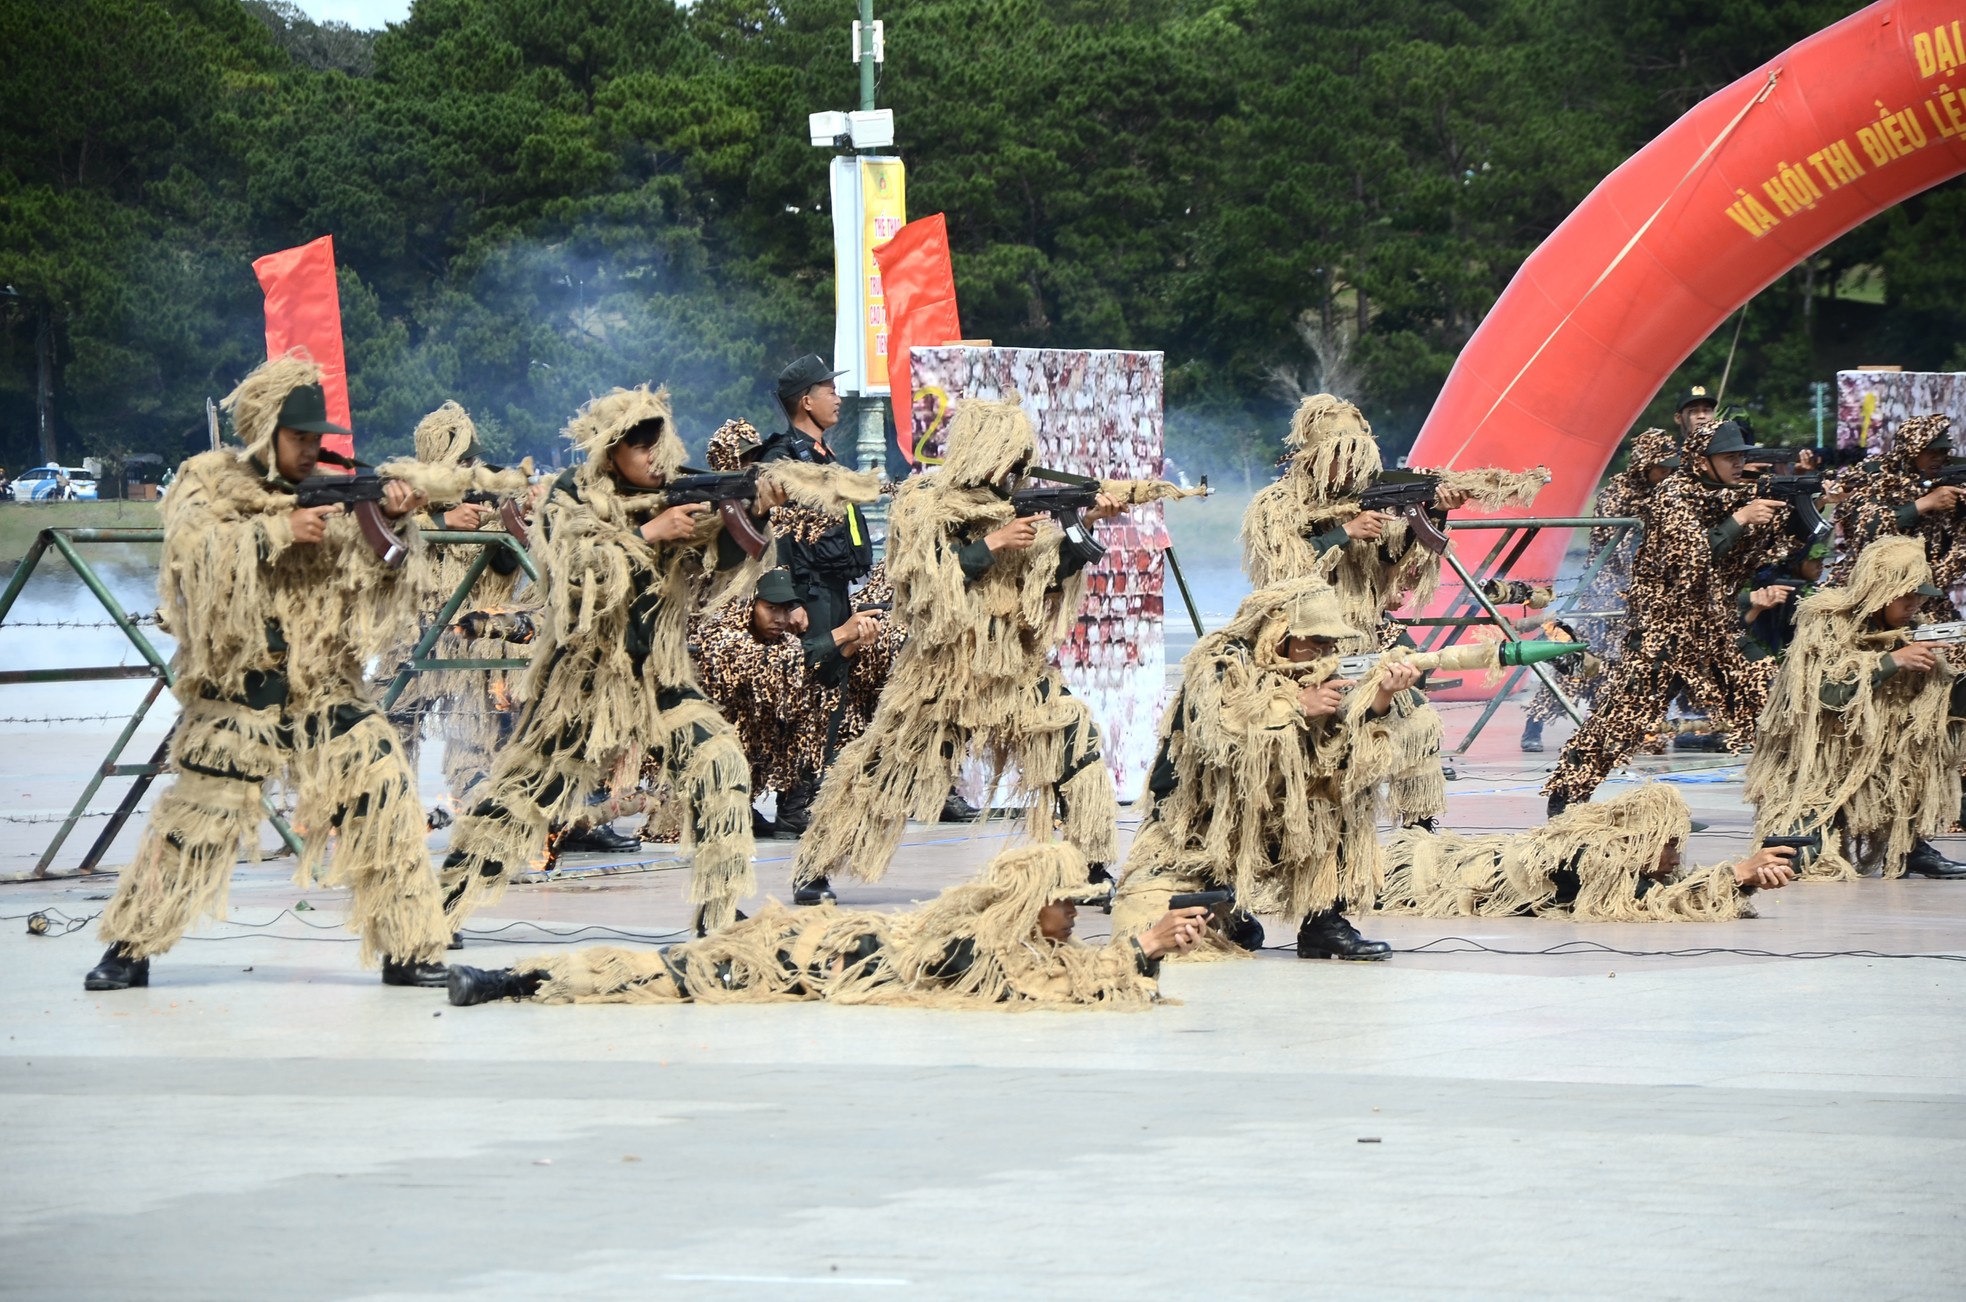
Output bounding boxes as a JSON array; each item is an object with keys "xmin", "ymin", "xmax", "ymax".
[
  {"xmin": 292, "ymin": 451, "xmax": 534, "ymax": 568},
  {"xmin": 1751, "ymin": 471, "xmax": 1831, "ymax": 543},
  {"xmin": 1330, "ymin": 638, "xmax": 1584, "ymax": 679},
  {"xmin": 1916, "ymin": 460, "xmax": 1966, "ymax": 496},
  {"xmin": 1358, "ymin": 472, "xmax": 1450, "ymax": 554},
  {"xmin": 660, "ymin": 468, "xmax": 770, "ymax": 560},
  {"xmin": 1482, "ymin": 579, "xmax": 1554, "ymax": 609},
  {"xmin": 459, "ymin": 461, "xmax": 532, "ymax": 547},
  {"xmin": 1010, "ymin": 470, "xmax": 1210, "ymax": 568},
  {"xmin": 1907, "ymin": 620, "xmax": 1966, "ymax": 644}
]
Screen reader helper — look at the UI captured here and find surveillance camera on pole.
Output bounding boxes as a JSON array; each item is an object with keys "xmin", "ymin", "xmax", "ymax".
[{"xmin": 808, "ymin": 109, "xmax": 894, "ymax": 152}]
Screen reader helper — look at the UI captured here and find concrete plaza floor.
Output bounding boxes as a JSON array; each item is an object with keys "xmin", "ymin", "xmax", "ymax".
[{"xmin": 2, "ymin": 702, "xmax": 1964, "ymax": 1299}]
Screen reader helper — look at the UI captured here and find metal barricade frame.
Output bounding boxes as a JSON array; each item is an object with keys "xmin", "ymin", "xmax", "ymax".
[
  {"xmin": 0, "ymin": 526, "xmax": 538, "ymax": 879},
  {"xmin": 1399, "ymin": 516, "xmax": 1641, "ymax": 755}
]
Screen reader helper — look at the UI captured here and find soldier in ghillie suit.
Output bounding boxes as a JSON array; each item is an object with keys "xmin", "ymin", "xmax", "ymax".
[
  {"xmin": 438, "ymin": 385, "xmax": 881, "ymax": 934},
  {"xmin": 1240, "ymin": 394, "xmax": 1544, "ymax": 824},
  {"xmin": 86, "ymin": 353, "xmax": 523, "ymax": 991},
  {"xmin": 384, "ymin": 401, "xmax": 536, "ymax": 812},
  {"xmin": 792, "ymin": 395, "xmax": 1196, "ymax": 892},
  {"xmin": 1746, "ymin": 535, "xmax": 1966, "ymax": 880},
  {"xmin": 444, "ymin": 842, "xmax": 1210, "ymax": 1008},
  {"xmin": 1378, "ymin": 784, "xmax": 1796, "ymax": 922},
  {"xmin": 1110, "ymin": 576, "xmax": 1425, "ymax": 960},
  {"xmin": 1543, "ymin": 418, "xmax": 1795, "ymax": 814},
  {"xmin": 1833, "ymin": 414, "xmax": 1966, "ymax": 594},
  {"xmin": 1520, "ymin": 427, "xmax": 1679, "ymax": 753}
]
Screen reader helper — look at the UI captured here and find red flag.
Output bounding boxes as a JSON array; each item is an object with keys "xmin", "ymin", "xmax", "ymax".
[
  {"xmin": 252, "ymin": 235, "xmax": 353, "ymax": 460},
  {"xmin": 872, "ymin": 214, "xmax": 961, "ymax": 464}
]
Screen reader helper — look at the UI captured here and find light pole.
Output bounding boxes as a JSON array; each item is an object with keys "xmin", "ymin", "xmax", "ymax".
[{"xmin": 850, "ymin": 1, "xmax": 887, "ymax": 500}]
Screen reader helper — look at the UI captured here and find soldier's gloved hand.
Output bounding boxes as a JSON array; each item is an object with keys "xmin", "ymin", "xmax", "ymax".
[
  {"xmin": 1915, "ymin": 485, "xmax": 1965, "ymax": 516},
  {"xmin": 289, "ymin": 504, "xmax": 338, "ymax": 545},
  {"xmin": 641, "ymin": 502, "xmax": 711, "ymax": 543},
  {"xmin": 1343, "ymin": 509, "xmax": 1393, "ymax": 542},
  {"xmin": 1734, "ymin": 845, "xmax": 1797, "ymax": 889}
]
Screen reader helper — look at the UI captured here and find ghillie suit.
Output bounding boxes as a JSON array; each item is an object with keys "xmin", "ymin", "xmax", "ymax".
[
  {"xmin": 1111, "ymin": 577, "xmax": 1412, "ymax": 956},
  {"xmin": 1544, "ymin": 418, "xmax": 1792, "ymax": 807},
  {"xmin": 1523, "ymin": 428, "xmax": 1679, "ymax": 730},
  {"xmin": 1240, "ymin": 394, "xmax": 1545, "ymax": 822},
  {"xmin": 1746, "ymin": 536, "xmax": 1965, "ymax": 880},
  {"xmin": 1833, "ymin": 415, "xmax": 1963, "ymax": 597},
  {"xmin": 439, "ymin": 386, "xmax": 879, "ymax": 931},
  {"xmin": 793, "ymin": 395, "xmax": 1199, "ymax": 886},
  {"xmin": 451, "ymin": 843, "xmax": 1165, "ymax": 1009},
  {"xmin": 97, "ymin": 354, "xmax": 518, "ymax": 969},
  {"xmin": 1377, "ymin": 784, "xmax": 1756, "ymax": 921},
  {"xmin": 384, "ymin": 401, "xmax": 536, "ymax": 808}
]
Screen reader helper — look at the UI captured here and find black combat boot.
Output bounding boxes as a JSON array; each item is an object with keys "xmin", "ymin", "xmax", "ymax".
[
  {"xmin": 447, "ymin": 965, "xmax": 544, "ymax": 1006},
  {"xmin": 556, "ymin": 821, "xmax": 641, "ymax": 854},
  {"xmin": 84, "ymin": 943, "xmax": 149, "ymax": 991},
  {"xmin": 793, "ymin": 875, "xmax": 838, "ymax": 906},
  {"xmin": 940, "ymin": 789, "xmax": 982, "ymax": 823},
  {"xmin": 1905, "ymin": 838, "xmax": 1966, "ymax": 879},
  {"xmin": 1295, "ymin": 910, "xmax": 1391, "ymax": 961},
  {"xmin": 1520, "ymin": 718, "xmax": 1544, "ymax": 752},
  {"xmin": 1225, "ymin": 911, "xmax": 1266, "ymax": 952},
  {"xmin": 381, "ymin": 957, "xmax": 450, "ymax": 987},
  {"xmin": 774, "ymin": 782, "xmax": 818, "ymax": 838}
]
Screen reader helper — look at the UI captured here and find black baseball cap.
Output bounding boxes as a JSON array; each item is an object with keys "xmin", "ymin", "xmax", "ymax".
[
  {"xmin": 755, "ymin": 568, "xmax": 802, "ymax": 605},
  {"xmin": 1676, "ymin": 385, "xmax": 1717, "ymax": 414},
  {"xmin": 776, "ymin": 354, "xmax": 845, "ymax": 402},
  {"xmin": 276, "ymin": 382, "xmax": 353, "ymax": 436}
]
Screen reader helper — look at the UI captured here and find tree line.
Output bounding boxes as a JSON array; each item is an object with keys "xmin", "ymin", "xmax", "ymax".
[{"xmin": 2, "ymin": 0, "xmax": 1961, "ymax": 481}]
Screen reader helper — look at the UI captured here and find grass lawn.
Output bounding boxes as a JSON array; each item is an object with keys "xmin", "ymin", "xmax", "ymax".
[{"xmin": 0, "ymin": 499, "xmax": 163, "ymax": 567}]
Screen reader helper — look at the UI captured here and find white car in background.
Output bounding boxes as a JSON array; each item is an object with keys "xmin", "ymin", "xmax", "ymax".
[{"xmin": 8, "ymin": 463, "xmax": 99, "ymax": 501}]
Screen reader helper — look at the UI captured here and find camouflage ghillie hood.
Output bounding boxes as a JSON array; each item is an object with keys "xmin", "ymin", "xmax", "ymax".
[
  {"xmin": 413, "ymin": 401, "xmax": 477, "ymax": 465},
  {"xmin": 1200, "ymin": 575, "xmax": 1357, "ymax": 676},
  {"xmin": 1281, "ymin": 394, "xmax": 1381, "ymax": 495},
  {"xmin": 221, "ymin": 350, "xmax": 322, "ymax": 466},
  {"xmin": 938, "ymin": 393, "xmax": 1039, "ymax": 489},
  {"xmin": 1624, "ymin": 428, "xmax": 1679, "ymax": 481},
  {"xmin": 566, "ymin": 385, "xmax": 687, "ymax": 492}
]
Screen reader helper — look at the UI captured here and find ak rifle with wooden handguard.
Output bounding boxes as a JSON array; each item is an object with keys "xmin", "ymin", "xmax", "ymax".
[
  {"xmin": 1357, "ymin": 471, "xmax": 1451, "ymax": 554},
  {"xmin": 460, "ymin": 461, "xmax": 532, "ymax": 547},
  {"xmin": 291, "ymin": 450, "xmax": 532, "ymax": 567},
  {"xmin": 1010, "ymin": 468, "xmax": 1211, "ymax": 568},
  {"xmin": 659, "ymin": 468, "xmax": 771, "ymax": 560}
]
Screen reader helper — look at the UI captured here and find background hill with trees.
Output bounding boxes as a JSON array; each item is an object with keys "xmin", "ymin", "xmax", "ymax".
[{"xmin": 3, "ymin": 0, "xmax": 1961, "ymax": 483}]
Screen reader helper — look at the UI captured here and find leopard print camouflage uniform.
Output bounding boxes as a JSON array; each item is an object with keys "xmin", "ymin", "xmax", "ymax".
[
  {"xmin": 1524, "ymin": 428, "xmax": 1677, "ymax": 726},
  {"xmin": 1834, "ymin": 415, "xmax": 1965, "ymax": 605},
  {"xmin": 1544, "ymin": 421, "xmax": 1791, "ymax": 804}
]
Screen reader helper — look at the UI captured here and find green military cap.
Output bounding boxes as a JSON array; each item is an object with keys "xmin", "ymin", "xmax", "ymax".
[
  {"xmin": 1915, "ymin": 582, "xmax": 1946, "ymax": 599},
  {"xmin": 275, "ymin": 382, "xmax": 353, "ymax": 437}
]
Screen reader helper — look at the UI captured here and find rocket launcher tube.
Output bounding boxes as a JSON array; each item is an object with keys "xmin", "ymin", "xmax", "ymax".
[{"xmin": 1330, "ymin": 638, "xmax": 1585, "ymax": 680}]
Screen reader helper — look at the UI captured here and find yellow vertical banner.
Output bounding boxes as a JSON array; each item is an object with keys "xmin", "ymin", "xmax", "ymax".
[{"xmin": 859, "ymin": 158, "xmax": 907, "ymax": 392}]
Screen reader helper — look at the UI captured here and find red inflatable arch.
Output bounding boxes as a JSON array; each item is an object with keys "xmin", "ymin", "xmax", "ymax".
[{"xmin": 1408, "ymin": 0, "xmax": 1966, "ymax": 588}]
